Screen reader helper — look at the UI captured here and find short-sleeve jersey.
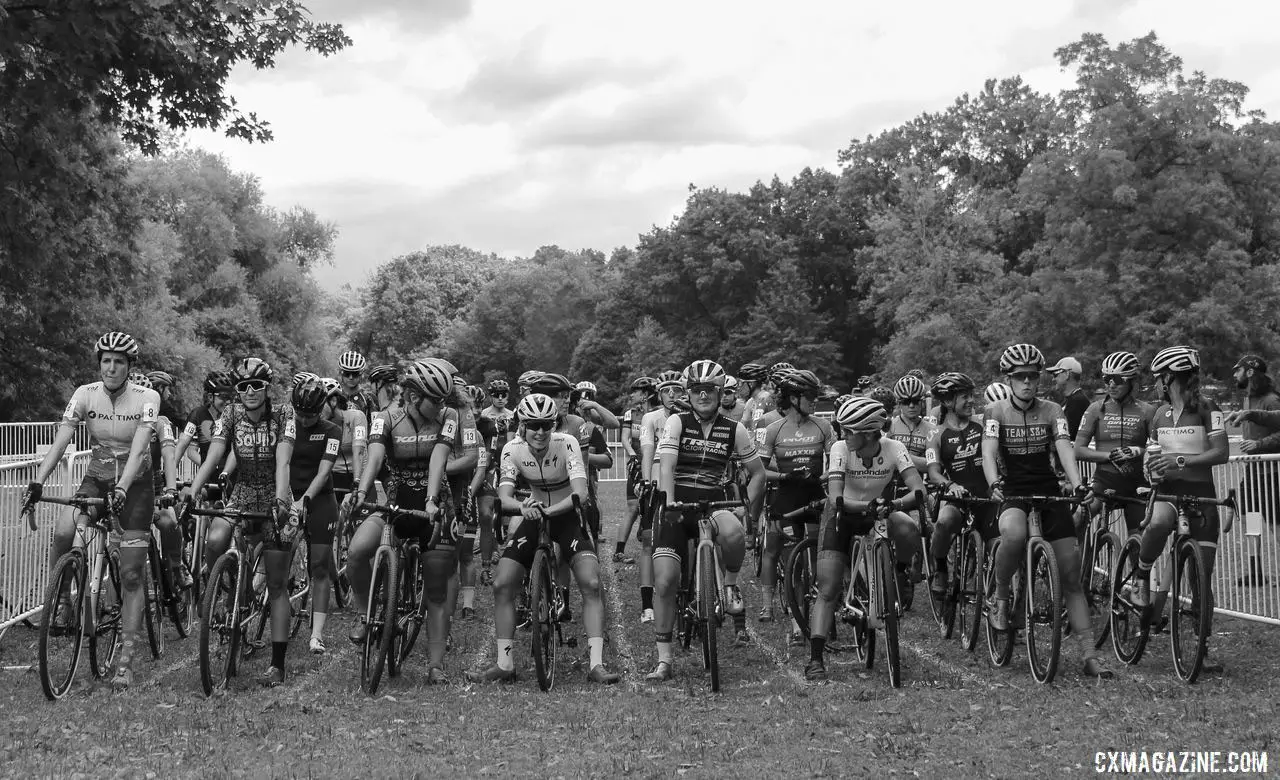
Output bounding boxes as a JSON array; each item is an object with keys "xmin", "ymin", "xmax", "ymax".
[
  {"xmin": 982, "ymin": 398, "xmax": 1070, "ymax": 492},
  {"xmin": 622, "ymin": 406, "xmax": 645, "ymax": 452},
  {"xmin": 331, "ymin": 408, "xmax": 367, "ymax": 475},
  {"xmin": 719, "ymin": 401, "xmax": 745, "ymax": 423},
  {"xmin": 658, "ymin": 412, "xmax": 758, "ymax": 495},
  {"xmin": 62, "ymin": 381, "xmax": 161, "ymax": 480},
  {"xmin": 446, "ymin": 406, "xmax": 481, "ymax": 474},
  {"xmin": 926, "ymin": 421, "xmax": 987, "ymax": 495},
  {"xmin": 760, "ymin": 416, "xmax": 836, "ymax": 475},
  {"xmin": 184, "ymin": 404, "xmax": 216, "ymax": 459},
  {"xmin": 149, "ymin": 415, "xmax": 176, "ymax": 490},
  {"xmin": 289, "ymin": 417, "xmax": 341, "ymax": 496},
  {"xmin": 889, "ymin": 415, "xmax": 937, "ymax": 459},
  {"xmin": 640, "ymin": 408, "xmax": 672, "ymax": 460},
  {"xmin": 212, "ymin": 404, "xmax": 296, "ymax": 490},
  {"xmin": 1076, "ymin": 397, "xmax": 1155, "ymax": 479},
  {"xmin": 1150, "ymin": 399, "xmax": 1226, "ymax": 484},
  {"xmin": 742, "ymin": 390, "xmax": 776, "ymax": 433},
  {"xmin": 753, "ymin": 410, "xmax": 784, "ymax": 448},
  {"xmin": 827, "ymin": 437, "xmax": 916, "ymax": 502},
  {"xmin": 499, "ymin": 432, "xmax": 587, "ymax": 505},
  {"xmin": 369, "ymin": 406, "xmax": 461, "ymax": 476}
]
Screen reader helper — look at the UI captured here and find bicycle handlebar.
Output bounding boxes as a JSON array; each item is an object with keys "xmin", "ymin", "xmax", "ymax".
[
  {"xmin": 665, "ymin": 499, "xmax": 744, "ymax": 513},
  {"xmin": 1099, "ymin": 487, "xmax": 1237, "ymax": 508},
  {"xmin": 781, "ymin": 500, "xmax": 826, "ymax": 520},
  {"xmin": 25, "ymin": 495, "xmax": 109, "ymax": 532},
  {"xmin": 1001, "ymin": 494, "xmax": 1088, "ymax": 505}
]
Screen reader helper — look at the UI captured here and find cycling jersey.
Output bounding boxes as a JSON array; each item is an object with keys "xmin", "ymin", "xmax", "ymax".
[
  {"xmin": 289, "ymin": 417, "xmax": 341, "ymax": 496},
  {"xmin": 61, "ymin": 381, "xmax": 160, "ymax": 481},
  {"xmin": 1076, "ymin": 397, "xmax": 1155, "ymax": 479},
  {"xmin": 331, "ymin": 408, "xmax": 367, "ymax": 475},
  {"xmin": 149, "ymin": 416, "xmax": 176, "ymax": 492},
  {"xmin": 926, "ymin": 421, "xmax": 988, "ymax": 495},
  {"xmin": 345, "ymin": 388, "xmax": 376, "ymax": 421},
  {"xmin": 753, "ymin": 410, "xmax": 783, "ymax": 448},
  {"xmin": 368, "ymin": 406, "xmax": 462, "ymax": 494},
  {"xmin": 184, "ymin": 404, "xmax": 216, "ymax": 460},
  {"xmin": 639, "ymin": 407, "xmax": 672, "ymax": 465},
  {"xmin": 826, "ymin": 437, "xmax": 916, "ymax": 502},
  {"xmin": 1150, "ymin": 399, "xmax": 1226, "ymax": 484},
  {"xmin": 212, "ymin": 403, "xmax": 296, "ymax": 511},
  {"xmin": 760, "ymin": 416, "xmax": 836, "ymax": 476},
  {"xmin": 622, "ymin": 405, "xmax": 645, "ymax": 451},
  {"xmin": 447, "ymin": 405, "xmax": 481, "ymax": 470},
  {"xmin": 742, "ymin": 390, "xmax": 776, "ymax": 433},
  {"xmin": 658, "ymin": 412, "xmax": 757, "ymax": 497},
  {"xmin": 499, "ymin": 433, "xmax": 587, "ymax": 505},
  {"xmin": 889, "ymin": 415, "xmax": 936, "ymax": 459},
  {"xmin": 719, "ymin": 401, "xmax": 744, "ymax": 423},
  {"xmin": 982, "ymin": 398, "xmax": 1070, "ymax": 493}
]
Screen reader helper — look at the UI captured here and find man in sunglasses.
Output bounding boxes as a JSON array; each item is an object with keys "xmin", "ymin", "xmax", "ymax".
[
  {"xmin": 1048, "ymin": 356, "xmax": 1090, "ymax": 440},
  {"xmin": 337, "ymin": 350, "xmax": 376, "ymax": 420}
]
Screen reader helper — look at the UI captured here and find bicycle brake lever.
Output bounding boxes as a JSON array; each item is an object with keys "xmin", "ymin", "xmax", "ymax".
[{"xmin": 24, "ymin": 504, "xmax": 37, "ymax": 532}]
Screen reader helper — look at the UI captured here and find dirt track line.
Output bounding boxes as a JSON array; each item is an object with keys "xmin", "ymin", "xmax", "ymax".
[
  {"xmin": 142, "ymin": 641, "xmax": 198, "ymax": 690},
  {"xmin": 740, "ymin": 578, "xmax": 808, "ymax": 686},
  {"xmin": 597, "ymin": 548, "xmax": 640, "ymax": 689},
  {"xmin": 901, "ymin": 640, "xmax": 993, "ymax": 690}
]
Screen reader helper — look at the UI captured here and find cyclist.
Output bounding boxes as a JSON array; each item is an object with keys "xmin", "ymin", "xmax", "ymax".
[
  {"xmin": 981, "ymin": 344, "xmax": 1111, "ymax": 678},
  {"xmin": 637, "ymin": 370, "xmax": 685, "ymax": 623},
  {"xmin": 574, "ymin": 379, "xmax": 621, "ymax": 430},
  {"xmin": 187, "ymin": 357, "xmax": 299, "ymax": 686},
  {"xmin": 288, "ymin": 378, "xmax": 343, "ymax": 655},
  {"xmin": 338, "ymin": 350, "xmax": 376, "ymax": 420},
  {"xmin": 1073, "ymin": 351, "xmax": 1153, "ymax": 535},
  {"xmin": 1133, "ymin": 346, "xmax": 1229, "ymax": 672},
  {"xmin": 924, "ymin": 373, "xmax": 993, "ymax": 598},
  {"xmin": 719, "ymin": 375, "xmax": 744, "ymax": 422},
  {"xmin": 738, "ymin": 362, "xmax": 775, "ymax": 435},
  {"xmin": 757, "ymin": 369, "xmax": 835, "ymax": 625},
  {"xmin": 646, "ymin": 360, "xmax": 766, "ymax": 682},
  {"xmin": 132, "ymin": 373, "xmax": 187, "ymax": 591},
  {"xmin": 805, "ymin": 396, "xmax": 923, "ymax": 681},
  {"xmin": 459, "ymin": 384, "xmax": 493, "ymax": 618},
  {"xmin": 890, "ymin": 374, "xmax": 936, "ymax": 471},
  {"xmin": 320, "ymin": 377, "xmax": 366, "ymax": 499},
  {"xmin": 984, "ymin": 382, "xmax": 1012, "ymax": 406},
  {"xmin": 347, "ymin": 360, "xmax": 461, "ymax": 684},
  {"xmin": 570, "ymin": 380, "xmax": 616, "ymax": 545},
  {"xmin": 466, "ymin": 394, "xmax": 621, "ymax": 684},
  {"xmin": 368, "ymin": 364, "xmax": 402, "ymax": 413},
  {"xmin": 516, "ymin": 370, "xmax": 544, "ymax": 400},
  {"xmin": 23, "ymin": 333, "xmax": 161, "ymax": 688},
  {"xmin": 615, "ymin": 376, "xmax": 658, "ymax": 564},
  {"xmin": 175, "ymin": 370, "xmax": 235, "ymax": 469},
  {"xmin": 479, "ymin": 378, "xmax": 516, "ymax": 574}
]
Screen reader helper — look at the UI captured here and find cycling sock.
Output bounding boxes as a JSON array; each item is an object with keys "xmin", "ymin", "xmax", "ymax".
[
  {"xmin": 588, "ymin": 637, "xmax": 604, "ymax": 668},
  {"xmin": 271, "ymin": 641, "xmax": 287, "ymax": 669},
  {"xmin": 656, "ymin": 639, "xmax": 673, "ymax": 665},
  {"xmin": 615, "ymin": 541, "xmax": 626, "ymax": 555},
  {"xmin": 640, "ymin": 587, "xmax": 653, "ymax": 610},
  {"xmin": 461, "ymin": 586, "xmax": 475, "ymax": 609},
  {"xmin": 732, "ymin": 614, "xmax": 745, "ymax": 634},
  {"xmin": 810, "ymin": 637, "xmax": 825, "ymax": 662},
  {"xmin": 496, "ymin": 639, "xmax": 514, "ymax": 671},
  {"xmin": 311, "ymin": 612, "xmax": 327, "ymax": 638}
]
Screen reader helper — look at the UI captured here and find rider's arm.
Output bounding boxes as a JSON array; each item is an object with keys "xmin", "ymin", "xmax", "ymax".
[
  {"xmin": 426, "ymin": 408, "xmax": 461, "ymax": 500},
  {"xmin": 639, "ymin": 413, "xmax": 658, "ymax": 482},
  {"xmin": 622, "ymin": 412, "xmax": 637, "ymax": 459},
  {"xmin": 189, "ymin": 438, "xmax": 227, "ymax": 496},
  {"xmin": 301, "ymin": 429, "xmax": 340, "ymax": 504},
  {"xmin": 585, "ymin": 426, "xmax": 612, "ymax": 470},
  {"xmin": 349, "ymin": 409, "xmax": 368, "ymax": 484},
  {"xmin": 468, "ymin": 447, "xmax": 489, "ymax": 498},
  {"xmin": 924, "ymin": 433, "xmax": 949, "ymax": 487},
  {"xmin": 759, "ymin": 421, "xmax": 782, "ymax": 482},
  {"xmin": 656, "ymin": 415, "xmax": 683, "ymax": 504},
  {"xmin": 1185, "ymin": 407, "xmax": 1230, "ymax": 468},
  {"xmin": 734, "ymin": 425, "xmax": 767, "ymax": 522},
  {"xmin": 981, "ymin": 415, "xmax": 1002, "ymax": 490},
  {"xmin": 544, "ymin": 439, "xmax": 590, "ymax": 516},
  {"xmin": 892, "ymin": 466, "xmax": 925, "ymax": 512},
  {"xmin": 579, "ymin": 400, "xmax": 620, "ymax": 430},
  {"xmin": 274, "ymin": 414, "xmax": 296, "ymax": 504},
  {"xmin": 357, "ymin": 412, "xmax": 388, "ymax": 498},
  {"xmin": 159, "ymin": 420, "xmax": 178, "ymax": 492},
  {"xmin": 1051, "ymin": 415, "xmax": 1083, "ymax": 489},
  {"xmin": 1072, "ymin": 402, "xmax": 1110, "ymax": 464},
  {"xmin": 444, "ymin": 419, "xmax": 478, "ymax": 476},
  {"xmin": 115, "ymin": 391, "xmax": 161, "ymax": 494},
  {"xmin": 33, "ymin": 424, "xmax": 79, "ymax": 484}
]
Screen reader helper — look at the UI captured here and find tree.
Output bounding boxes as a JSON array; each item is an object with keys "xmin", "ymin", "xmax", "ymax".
[{"xmin": 737, "ymin": 258, "xmax": 844, "ymax": 376}]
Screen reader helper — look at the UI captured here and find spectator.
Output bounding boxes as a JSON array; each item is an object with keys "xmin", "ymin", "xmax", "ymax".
[
  {"xmin": 1048, "ymin": 356, "xmax": 1090, "ymax": 439},
  {"xmin": 1230, "ymin": 355, "xmax": 1280, "ymax": 453}
]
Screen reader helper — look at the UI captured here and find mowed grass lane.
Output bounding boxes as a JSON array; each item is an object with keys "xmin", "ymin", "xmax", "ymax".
[{"xmin": 0, "ymin": 483, "xmax": 1275, "ymax": 778}]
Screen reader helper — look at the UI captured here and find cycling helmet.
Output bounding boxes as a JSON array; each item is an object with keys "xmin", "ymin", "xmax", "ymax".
[
  {"xmin": 835, "ymin": 397, "xmax": 889, "ymax": 433},
  {"xmin": 293, "ymin": 370, "xmax": 320, "ymax": 388},
  {"xmin": 128, "ymin": 371, "xmax": 153, "ymax": 389},
  {"xmin": 320, "ymin": 377, "xmax": 343, "ymax": 400},
  {"xmin": 368, "ymin": 364, "xmax": 400, "ymax": 386},
  {"xmin": 575, "ymin": 380, "xmax": 597, "ymax": 394},
  {"xmin": 235, "ymin": 357, "xmax": 273, "ymax": 383},
  {"xmin": 778, "ymin": 368, "xmax": 820, "ymax": 396},
  {"xmin": 768, "ymin": 362, "xmax": 796, "ymax": 381},
  {"xmin": 466, "ymin": 385, "xmax": 489, "ymax": 408},
  {"xmin": 867, "ymin": 385, "xmax": 896, "ymax": 411},
  {"xmin": 984, "ymin": 382, "xmax": 1012, "ymax": 404},
  {"xmin": 516, "ymin": 393, "xmax": 558, "ymax": 423},
  {"xmin": 723, "ymin": 375, "xmax": 739, "ymax": 393},
  {"xmin": 145, "ymin": 371, "xmax": 175, "ymax": 389},
  {"xmin": 738, "ymin": 363, "xmax": 768, "ymax": 382},
  {"xmin": 930, "ymin": 372, "xmax": 976, "ymax": 398},
  {"xmin": 1101, "ymin": 351, "xmax": 1140, "ymax": 379},
  {"xmin": 204, "ymin": 371, "xmax": 235, "ymax": 394},
  {"xmin": 630, "ymin": 376, "xmax": 658, "ymax": 393},
  {"xmin": 292, "ymin": 377, "xmax": 328, "ymax": 414},
  {"xmin": 1150, "ymin": 346, "xmax": 1200, "ymax": 374},
  {"xmin": 488, "ymin": 379, "xmax": 510, "ymax": 394},
  {"xmin": 998, "ymin": 343, "xmax": 1045, "ymax": 373},
  {"xmin": 400, "ymin": 360, "xmax": 453, "ymax": 401},
  {"xmin": 517, "ymin": 370, "xmax": 543, "ymax": 386},
  {"xmin": 530, "ymin": 372, "xmax": 573, "ymax": 394},
  {"xmin": 834, "ymin": 393, "xmax": 854, "ymax": 409},
  {"xmin": 893, "ymin": 375, "xmax": 927, "ymax": 401},
  {"xmin": 906, "ymin": 368, "xmax": 928, "ymax": 381},
  {"xmin": 856, "ymin": 375, "xmax": 874, "ymax": 389},
  {"xmin": 656, "ymin": 370, "xmax": 683, "ymax": 390},
  {"xmin": 337, "ymin": 351, "xmax": 366, "ymax": 372},
  {"xmin": 94, "ymin": 331, "xmax": 139, "ymax": 362},
  {"xmin": 683, "ymin": 360, "xmax": 727, "ymax": 387}
]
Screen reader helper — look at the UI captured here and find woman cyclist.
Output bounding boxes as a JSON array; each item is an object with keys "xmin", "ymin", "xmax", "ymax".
[
  {"xmin": 187, "ymin": 357, "xmax": 298, "ymax": 686},
  {"xmin": 1073, "ymin": 352, "xmax": 1154, "ymax": 535},
  {"xmin": 347, "ymin": 361, "xmax": 461, "ymax": 684},
  {"xmin": 466, "ymin": 393, "xmax": 621, "ymax": 685}
]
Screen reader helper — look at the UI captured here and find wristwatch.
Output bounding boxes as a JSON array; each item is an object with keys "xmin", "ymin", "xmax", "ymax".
[{"xmin": 1174, "ymin": 455, "xmax": 1188, "ymax": 469}]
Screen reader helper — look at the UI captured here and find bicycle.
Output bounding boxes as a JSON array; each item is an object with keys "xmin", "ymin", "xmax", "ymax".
[
  {"xmin": 665, "ymin": 497, "xmax": 745, "ymax": 693},
  {"xmin": 148, "ymin": 494, "xmax": 195, "ymax": 643},
  {"xmin": 783, "ymin": 499, "xmax": 826, "ymax": 641},
  {"xmin": 983, "ymin": 494, "xmax": 1085, "ymax": 684},
  {"xmin": 23, "ymin": 495, "xmax": 124, "ymax": 701},
  {"xmin": 330, "ymin": 487, "xmax": 356, "ymax": 608},
  {"xmin": 1074, "ymin": 492, "xmax": 1126, "ymax": 649},
  {"xmin": 188, "ymin": 506, "xmax": 275, "ymax": 696},
  {"xmin": 935, "ymin": 494, "xmax": 997, "ymax": 652},
  {"xmin": 834, "ymin": 496, "xmax": 907, "ymax": 687},
  {"xmin": 1106, "ymin": 488, "xmax": 1236, "ymax": 683}
]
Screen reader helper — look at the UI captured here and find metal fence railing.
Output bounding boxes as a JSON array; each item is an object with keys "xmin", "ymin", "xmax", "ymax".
[{"xmin": 0, "ymin": 422, "xmax": 90, "ymax": 465}]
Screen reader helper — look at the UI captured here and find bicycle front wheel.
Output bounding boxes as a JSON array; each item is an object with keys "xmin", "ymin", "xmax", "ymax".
[
  {"xmin": 529, "ymin": 547, "xmax": 557, "ymax": 691},
  {"xmin": 39, "ymin": 552, "xmax": 87, "ymax": 701},
  {"xmin": 395, "ymin": 547, "xmax": 425, "ymax": 669},
  {"xmin": 1025, "ymin": 538, "xmax": 1062, "ymax": 684},
  {"xmin": 145, "ymin": 539, "xmax": 166, "ymax": 659},
  {"xmin": 785, "ymin": 537, "xmax": 817, "ymax": 640},
  {"xmin": 1088, "ymin": 531, "xmax": 1120, "ymax": 650},
  {"xmin": 288, "ymin": 542, "xmax": 310, "ymax": 641},
  {"xmin": 983, "ymin": 540, "xmax": 1014, "ymax": 668},
  {"xmin": 1109, "ymin": 536, "xmax": 1149, "ymax": 665},
  {"xmin": 1171, "ymin": 539, "xmax": 1211, "ymax": 683},
  {"xmin": 697, "ymin": 543, "xmax": 720, "ymax": 692},
  {"xmin": 957, "ymin": 531, "xmax": 985, "ymax": 652},
  {"xmin": 875, "ymin": 540, "xmax": 901, "ymax": 688},
  {"xmin": 89, "ymin": 550, "xmax": 123, "ymax": 679},
  {"xmin": 362, "ymin": 551, "xmax": 398, "ymax": 695},
  {"xmin": 199, "ymin": 554, "xmax": 242, "ymax": 696}
]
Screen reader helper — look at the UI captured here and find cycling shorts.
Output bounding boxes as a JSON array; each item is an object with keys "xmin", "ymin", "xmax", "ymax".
[
  {"xmin": 818, "ymin": 505, "xmax": 876, "ymax": 555},
  {"xmin": 1155, "ymin": 479, "xmax": 1219, "ymax": 545},
  {"xmin": 1090, "ymin": 470, "xmax": 1148, "ymax": 534},
  {"xmin": 386, "ymin": 483, "xmax": 460, "ymax": 549},
  {"xmin": 502, "ymin": 510, "xmax": 595, "ymax": 569},
  {"xmin": 653, "ymin": 489, "xmax": 741, "ymax": 564},
  {"xmin": 76, "ymin": 475, "xmax": 154, "ymax": 533},
  {"xmin": 770, "ymin": 481, "xmax": 824, "ymax": 539},
  {"xmin": 938, "ymin": 499, "xmax": 998, "ymax": 541},
  {"xmin": 307, "ymin": 492, "xmax": 339, "ymax": 547},
  {"xmin": 998, "ymin": 497, "xmax": 1075, "ymax": 542}
]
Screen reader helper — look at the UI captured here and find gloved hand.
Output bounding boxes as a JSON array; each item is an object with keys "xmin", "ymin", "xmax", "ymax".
[{"xmin": 1108, "ymin": 446, "xmax": 1141, "ymax": 465}]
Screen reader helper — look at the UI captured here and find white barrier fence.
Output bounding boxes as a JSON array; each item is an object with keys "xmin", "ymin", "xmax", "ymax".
[{"xmin": 0, "ymin": 422, "xmax": 90, "ymax": 466}]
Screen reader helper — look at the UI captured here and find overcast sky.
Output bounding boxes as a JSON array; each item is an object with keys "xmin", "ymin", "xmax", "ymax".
[{"xmin": 186, "ymin": 0, "xmax": 1280, "ymax": 292}]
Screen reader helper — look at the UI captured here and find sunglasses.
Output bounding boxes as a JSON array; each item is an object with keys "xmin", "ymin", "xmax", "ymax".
[
  {"xmin": 490, "ymin": 392, "xmax": 508, "ymax": 398},
  {"xmin": 236, "ymin": 380, "xmax": 268, "ymax": 393},
  {"xmin": 524, "ymin": 420, "xmax": 555, "ymax": 433},
  {"xmin": 1101, "ymin": 375, "xmax": 1130, "ymax": 386},
  {"xmin": 1008, "ymin": 372, "xmax": 1041, "ymax": 383},
  {"xmin": 688, "ymin": 384, "xmax": 719, "ymax": 396},
  {"xmin": 340, "ymin": 370, "xmax": 362, "ymax": 378},
  {"xmin": 899, "ymin": 397, "xmax": 924, "ymax": 405}
]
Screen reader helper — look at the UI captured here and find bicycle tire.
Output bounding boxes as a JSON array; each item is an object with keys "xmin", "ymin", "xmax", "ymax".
[
  {"xmin": 189, "ymin": 518, "xmax": 206, "ymax": 619},
  {"xmin": 876, "ymin": 539, "xmax": 902, "ymax": 688},
  {"xmin": 396, "ymin": 547, "xmax": 425, "ymax": 668},
  {"xmin": 846, "ymin": 538, "xmax": 874, "ymax": 669},
  {"xmin": 1025, "ymin": 538, "xmax": 1062, "ymax": 684},
  {"xmin": 145, "ymin": 539, "xmax": 166, "ymax": 659},
  {"xmin": 958, "ymin": 531, "xmax": 985, "ymax": 652},
  {"xmin": 1109, "ymin": 536, "xmax": 1149, "ymax": 665},
  {"xmin": 785, "ymin": 537, "xmax": 817, "ymax": 640},
  {"xmin": 530, "ymin": 547, "xmax": 557, "ymax": 691},
  {"xmin": 940, "ymin": 532, "xmax": 962, "ymax": 640},
  {"xmin": 199, "ymin": 554, "xmax": 242, "ymax": 696},
  {"xmin": 288, "ymin": 542, "xmax": 310, "ymax": 641},
  {"xmin": 1088, "ymin": 531, "xmax": 1120, "ymax": 650},
  {"xmin": 698, "ymin": 543, "xmax": 720, "ymax": 692},
  {"xmin": 984, "ymin": 540, "xmax": 1015, "ymax": 668},
  {"xmin": 331, "ymin": 511, "xmax": 353, "ymax": 608},
  {"xmin": 89, "ymin": 550, "xmax": 123, "ymax": 679},
  {"xmin": 362, "ymin": 550, "xmax": 398, "ymax": 695},
  {"xmin": 39, "ymin": 552, "xmax": 87, "ymax": 701},
  {"xmin": 1171, "ymin": 538, "xmax": 1210, "ymax": 683}
]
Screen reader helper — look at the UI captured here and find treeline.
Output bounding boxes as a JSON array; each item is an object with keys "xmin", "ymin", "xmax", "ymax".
[{"xmin": 345, "ymin": 33, "xmax": 1280, "ymax": 408}]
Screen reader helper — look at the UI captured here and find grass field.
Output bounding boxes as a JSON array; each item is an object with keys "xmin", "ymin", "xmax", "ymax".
[{"xmin": 0, "ymin": 482, "xmax": 1276, "ymax": 778}]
